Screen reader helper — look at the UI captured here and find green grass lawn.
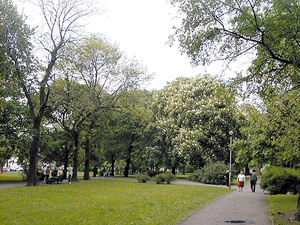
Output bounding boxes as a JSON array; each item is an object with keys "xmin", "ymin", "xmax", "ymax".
[
  {"xmin": 0, "ymin": 179, "xmax": 233, "ymax": 225},
  {"xmin": 0, "ymin": 172, "xmax": 23, "ymax": 181},
  {"xmin": 269, "ymin": 194, "xmax": 300, "ymax": 225}
]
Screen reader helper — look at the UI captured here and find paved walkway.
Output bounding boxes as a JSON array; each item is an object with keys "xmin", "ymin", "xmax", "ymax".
[
  {"xmin": 178, "ymin": 179, "xmax": 271, "ymax": 225},
  {"xmin": 1, "ymin": 176, "xmax": 271, "ymax": 225}
]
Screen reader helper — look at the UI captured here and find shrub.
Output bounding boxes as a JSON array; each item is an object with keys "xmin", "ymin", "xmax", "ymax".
[
  {"xmin": 153, "ymin": 173, "xmax": 177, "ymax": 184},
  {"xmin": 163, "ymin": 173, "xmax": 177, "ymax": 184},
  {"xmin": 137, "ymin": 174, "xmax": 151, "ymax": 183},
  {"xmin": 153, "ymin": 174, "xmax": 165, "ymax": 184},
  {"xmin": 260, "ymin": 166, "xmax": 300, "ymax": 195},
  {"xmin": 187, "ymin": 169, "xmax": 203, "ymax": 182},
  {"xmin": 187, "ymin": 162, "xmax": 228, "ymax": 185}
]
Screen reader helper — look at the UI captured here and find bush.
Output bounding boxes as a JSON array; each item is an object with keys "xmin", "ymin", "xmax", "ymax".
[
  {"xmin": 153, "ymin": 173, "xmax": 177, "ymax": 184},
  {"xmin": 163, "ymin": 173, "xmax": 177, "ymax": 184},
  {"xmin": 153, "ymin": 174, "xmax": 165, "ymax": 184},
  {"xmin": 187, "ymin": 162, "xmax": 228, "ymax": 185},
  {"xmin": 187, "ymin": 169, "xmax": 203, "ymax": 182},
  {"xmin": 260, "ymin": 166, "xmax": 300, "ymax": 195},
  {"xmin": 137, "ymin": 174, "xmax": 151, "ymax": 183}
]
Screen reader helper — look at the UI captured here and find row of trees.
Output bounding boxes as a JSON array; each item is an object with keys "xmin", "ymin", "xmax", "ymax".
[{"xmin": 1, "ymin": 0, "xmax": 299, "ymax": 220}]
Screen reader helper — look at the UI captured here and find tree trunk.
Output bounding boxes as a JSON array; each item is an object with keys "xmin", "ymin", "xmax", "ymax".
[
  {"xmin": 27, "ymin": 118, "xmax": 40, "ymax": 186},
  {"xmin": 83, "ymin": 120, "xmax": 95, "ymax": 180},
  {"xmin": 63, "ymin": 145, "xmax": 70, "ymax": 179},
  {"xmin": 124, "ymin": 157, "xmax": 131, "ymax": 177},
  {"xmin": 71, "ymin": 132, "xmax": 79, "ymax": 182},
  {"xmin": 171, "ymin": 166, "xmax": 176, "ymax": 175},
  {"xmin": 124, "ymin": 134, "xmax": 135, "ymax": 177},
  {"xmin": 111, "ymin": 157, "xmax": 115, "ymax": 177},
  {"xmin": 83, "ymin": 138, "xmax": 90, "ymax": 180}
]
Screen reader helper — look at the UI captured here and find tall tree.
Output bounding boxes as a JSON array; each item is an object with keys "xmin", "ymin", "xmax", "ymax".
[
  {"xmin": 150, "ymin": 75, "xmax": 241, "ymax": 172},
  {"xmin": 51, "ymin": 35, "xmax": 151, "ymax": 180},
  {"xmin": 1, "ymin": 0, "xmax": 95, "ymax": 186},
  {"xmin": 171, "ymin": 0, "xmax": 300, "ymax": 219}
]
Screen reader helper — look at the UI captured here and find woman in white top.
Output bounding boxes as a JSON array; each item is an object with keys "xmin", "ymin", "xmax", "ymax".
[{"xmin": 237, "ymin": 171, "xmax": 246, "ymax": 192}]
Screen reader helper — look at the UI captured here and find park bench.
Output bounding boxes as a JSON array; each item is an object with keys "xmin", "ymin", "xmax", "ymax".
[{"xmin": 46, "ymin": 175, "xmax": 64, "ymax": 184}]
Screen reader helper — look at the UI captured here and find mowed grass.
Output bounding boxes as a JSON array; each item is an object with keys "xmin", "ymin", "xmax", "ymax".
[
  {"xmin": 0, "ymin": 179, "xmax": 233, "ymax": 225},
  {"xmin": 0, "ymin": 172, "xmax": 23, "ymax": 181},
  {"xmin": 269, "ymin": 194, "xmax": 300, "ymax": 225}
]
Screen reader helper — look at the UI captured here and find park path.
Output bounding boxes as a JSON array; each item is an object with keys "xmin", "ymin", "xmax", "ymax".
[{"xmin": 178, "ymin": 178, "xmax": 271, "ymax": 225}]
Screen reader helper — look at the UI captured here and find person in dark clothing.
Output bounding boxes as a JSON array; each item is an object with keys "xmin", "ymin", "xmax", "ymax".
[
  {"xmin": 250, "ymin": 172, "xmax": 258, "ymax": 192},
  {"xmin": 224, "ymin": 170, "xmax": 230, "ymax": 186},
  {"xmin": 52, "ymin": 167, "xmax": 58, "ymax": 177},
  {"xmin": 92, "ymin": 166, "xmax": 98, "ymax": 177}
]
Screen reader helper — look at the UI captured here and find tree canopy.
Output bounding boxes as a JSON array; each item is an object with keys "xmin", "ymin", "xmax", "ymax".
[
  {"xmin": 149, "ymin": 75, "xmax": 242, "ymax": 170},
  {"xmin": 171, "ymin": 0, "xmax": 300, "ymax": 68}
]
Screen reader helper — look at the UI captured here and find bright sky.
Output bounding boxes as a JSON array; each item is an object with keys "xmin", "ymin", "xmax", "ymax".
[
  {"xmin": 91, "ymin": 0, "xmax": 226, "ymax": 90},
  {"xmin": 14, "ymin": 0, "xmax": 248, "ymax": 90}
]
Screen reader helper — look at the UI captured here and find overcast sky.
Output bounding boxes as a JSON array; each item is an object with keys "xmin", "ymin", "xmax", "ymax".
[
  {"xmin": 15, "ymin": 0, "xmax": 247, "ymax": 90},
  {"xmin": 91, "ymin": 0, "xmax": 228, "ymax": 90}
]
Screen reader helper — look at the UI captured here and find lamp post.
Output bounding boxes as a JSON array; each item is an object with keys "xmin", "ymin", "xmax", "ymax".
[{"xmin": 229, "ymin": 131, "xmax": 234, "ymax": 189}]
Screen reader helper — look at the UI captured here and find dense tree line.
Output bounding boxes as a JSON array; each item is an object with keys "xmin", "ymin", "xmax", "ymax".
[
  {"xmin": 1, "ymin": 2, "xmax": 299, "ymax": 220},
  {"xmin": 1, "ymin": 0, "xmax": 243, "ymax": 182}
]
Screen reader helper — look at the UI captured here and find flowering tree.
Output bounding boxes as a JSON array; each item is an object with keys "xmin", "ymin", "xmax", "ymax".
[{"xmin": 150, "ymin": 75, "xmax": 241, "ymax": 172}]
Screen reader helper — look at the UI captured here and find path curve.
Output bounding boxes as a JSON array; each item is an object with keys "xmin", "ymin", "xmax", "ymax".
[{"xmin": 177, "ymin": 178, "xmax": 271, "ymax": 225}]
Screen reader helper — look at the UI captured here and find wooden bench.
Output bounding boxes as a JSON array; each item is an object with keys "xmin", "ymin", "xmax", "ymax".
[{"xmin": 46, "ymin": 175, "xmax": 64, "ymax": 184}]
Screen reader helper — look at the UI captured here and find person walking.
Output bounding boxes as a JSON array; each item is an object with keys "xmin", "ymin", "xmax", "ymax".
[
  {"xmin": 224, "ymin": 170, "xmax": 230, "ymax": 187},
  {"xmin": 237, "ymin": 170, "xmax": 246, "ymax": 192},
  {"xmin": 67, "ymin": 165, "xmax": 73, "ymax": 184},
  {"xmin": 250, "ymin": 172, "xmax": 258, "ymax": 192}
]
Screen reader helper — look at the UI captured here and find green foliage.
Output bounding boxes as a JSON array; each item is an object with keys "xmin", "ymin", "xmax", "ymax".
[
  {"xmin": 152, "ymin": 173, "xmax": 177, "ymax": 184},
  {"xmin": 0, "ymin": 180, "xmax": 233, "ymax": 224},
  {"xmin": 261, "ymin": 166, "xmax": 300, "ymax": 195},
  {"xmin": 235, "ymin": 88, "xmax": 300, "ymax": 169},
  {"xmin": 137, "ymin": 174, "xmax": 151, "ymax": 183},
  {"xmin": 171, "ymin": 0, "xmax": 300, "ymax": 73},
  {"xmin": 153, "ymin": 174, "xmax": 165, "ymax": 184},
  {"xmin": 147, "ymin": 170, "xmax": 161, "ymax": 177},
  {"xmin": 163, "ymin": 173, "xmax": 177, "ymax": 184},
  {"xmin": 188, "ymin": 162, "xmax": 228, "ymax": 185},
  {"xmin": 149, "ymin": 75, "xmax": 241, "ymax": 170}
]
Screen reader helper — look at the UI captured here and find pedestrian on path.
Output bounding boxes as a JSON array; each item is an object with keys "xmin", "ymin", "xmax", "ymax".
[
  {"xmin": 250, "ymin": 172, "xmax": 258, "ymax": 192},
  {"xmin": 224, "ymin": 170, "xmax": 230, "ymax": 187},
  {"xmin": 237, "ymin": 170, "xmax": 245, "ymax": 192}
]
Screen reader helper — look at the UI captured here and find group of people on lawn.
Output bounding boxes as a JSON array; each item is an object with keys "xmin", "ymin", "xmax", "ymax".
[
  {"xmin": 225, "ymin": 169, "xmax": 258, "ymax": 192},
  {"xmin": 40, "ymin": 165, "xmax": 73, "ymax": 183}
]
